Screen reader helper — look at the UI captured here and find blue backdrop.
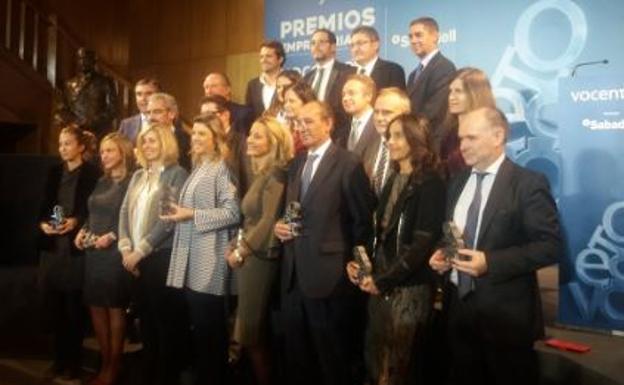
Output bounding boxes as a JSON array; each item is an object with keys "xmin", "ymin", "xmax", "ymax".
[{"xmin": 265, "ymin": 0, "xmax": 624, "ymax": 332}]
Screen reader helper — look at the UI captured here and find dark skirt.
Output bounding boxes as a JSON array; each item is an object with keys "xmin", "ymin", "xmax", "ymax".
[
  {"xmin": 365, "ymin": 283, "xmax": 433, "ymax": 385},
  {"xmin": 83, "ymin": 247, "xmax": 132, "ymax": 308},
  {"xmin": 234, "ymin": 255, "xmax": 279, "ymax": 347}
]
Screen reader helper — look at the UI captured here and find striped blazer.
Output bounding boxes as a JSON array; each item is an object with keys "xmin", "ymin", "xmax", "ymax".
[{"xmin": 166, "ymin": 160, "xmax": 240, "ymax": 295}]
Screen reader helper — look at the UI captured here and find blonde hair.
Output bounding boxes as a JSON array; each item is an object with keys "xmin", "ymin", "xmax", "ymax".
[
  {"xmin": 100, "ymin": 132, "xmax": 135, "ymax": 178},
  {"xmin": 376, "ymin": 87, "xmax": 411, "ymax": 114},
  {"xmin": 135, "ymin": 123, "xmax": 179, "ymax": 168},
  {"xmin": 250, "ymin": 116, "xmax": 294, "ymax": 174},
  {"xmin": 60, "ymin": 124, "xmax": 97, "ymax": 161},
  {"xmin": 191, "ymin": 113, "xmax": 229, "ymax": 167}
]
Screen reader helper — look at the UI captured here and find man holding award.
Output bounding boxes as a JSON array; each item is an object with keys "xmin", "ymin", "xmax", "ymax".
[
  {"xmin": 429, "ymin": 107, "xmax": 562, "ymax": 385},
  {"xmin": 274, "ymin": 100, "xmax": 375, "ymax": 385}
]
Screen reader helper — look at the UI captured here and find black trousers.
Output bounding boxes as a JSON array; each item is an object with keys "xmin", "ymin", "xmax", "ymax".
[
  {"xmin": 280, "ymin": 282, "xmax": 360, "ymax": 385},
  {"xmin": 185, "ymin": 289, "xmax": 229, "ymax": 385},
  {"xmin": 47, "ymin": 288, "xmax": 85, "ymax": 371},
  {"xmin": 135, "ymin": 249, "xmax": 189, "ymax": 385},
  {"xmin": 446, "ymin": 286, "xmax": 538, "ymax": 385}
]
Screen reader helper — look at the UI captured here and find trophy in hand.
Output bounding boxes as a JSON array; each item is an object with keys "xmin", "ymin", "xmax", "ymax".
[
  {"xmin": 353, "ymin": 245, "xmax": 373, "ymax": 282},
  {"xmin": 282, "ymin": 201, "xmax": 303, "ymax": 237},
  {"xmin": 82, "ymin": 231, "xmax": 99, "ymax": 249},
  {"xmin": 441, "ymin": 221, "xmax": 466, "ymax": 261},
  {"xmin": 160, "ymin": 184, "xmax": 177, "ymax": 216},
  {"xmin": 50, "ymin": 205, "xmax": 66, "ymax": 230}
]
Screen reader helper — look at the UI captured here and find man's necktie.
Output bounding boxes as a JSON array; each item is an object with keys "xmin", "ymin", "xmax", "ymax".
[
  {"xmin": 312, "ymin": 68, "xmax": 325, "ymax": 97},
  {"xmin": 374, "ymin": 142, "xmax": 388, "ymax": 195},
  {"xmin": 412, "ymin": 63, "xmax": 424, "ymax": 86},
  {"xmin": 347, "ymin": 119, "xmax": 359, "ymax": 151},
  {"xmin": 300, "ymin": 153, "xmax": 319, "ymax": 199},
  {"xmin": 458, "ymin": 172, "xmax": 487, "ymax": 299},
  {"xmin": 358, "ymin": 67, "xmax": 366, "ymax": 75}
]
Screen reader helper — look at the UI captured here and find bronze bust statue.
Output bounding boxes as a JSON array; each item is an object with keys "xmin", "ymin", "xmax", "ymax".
[{"xmin": 54, "ymin": 48, "xmax": 118, "ymax": 139}]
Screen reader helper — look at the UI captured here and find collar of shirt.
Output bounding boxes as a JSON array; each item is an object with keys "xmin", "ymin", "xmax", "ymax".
[
  {"xmin": 358, "ymin": 56, "xmax": 379, "ymax": 76},
  {"xmin": 471, "ymin": 152, "xmax": 506, "ymax": 176},
  {"xmin": 314, "ymin": 58, "xmax": 335, "ymax": 73},
  {"xmin": 305, "ymin": 138, "xmax": 331, "ymax": 179},
  {"xmin": 419, "ymin": 49, "xmax": 439, "ymax": 69},
  {"xmin": 354, "ymin": 108, "xmax": 374, "ymax": 128},
  {"xmin": 259, "ymin": 73, "xmax": 276, "ymax": 87}
]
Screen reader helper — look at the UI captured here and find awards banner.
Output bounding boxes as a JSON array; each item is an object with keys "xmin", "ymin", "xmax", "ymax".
[
  {"xmin": 558, "ymin": 75, "xmax": 624, "ymax": 332},
  {"xmin": 265, "ymin": 0, "xmax": 624, "ymax": 331}
]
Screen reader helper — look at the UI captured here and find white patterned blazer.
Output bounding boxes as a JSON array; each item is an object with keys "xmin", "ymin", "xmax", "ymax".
[{"xmin": 166, "ymin": 159, "xmax": 240, "ymax": 295}]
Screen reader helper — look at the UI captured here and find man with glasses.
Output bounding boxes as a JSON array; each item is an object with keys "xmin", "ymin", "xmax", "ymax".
[
  {"xmin": 349, "ymin": 26, "xmax": 406, "ymax": 90},
  {"xmin": 146, "ymin": 92, "xmax": 191, "ymax": 170},
  {"xmin": 200, "ymin": 95, "xmax": 248, "ymax": 194}
]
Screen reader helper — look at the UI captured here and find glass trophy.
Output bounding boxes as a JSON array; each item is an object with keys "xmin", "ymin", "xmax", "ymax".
[
  {"xmin": 282, "ymin": 201, "xmax": 303, "ymax": 237},
  {"xmin": 441, "ymin": 221, "xmax": 466, "ymax": 261},
  {"xmin": 49, "ymin": 205, "xmax": 66, "ymax": 230},
  {"xmin": 82, "ymin": 231, "xmax": 99, "ymax": 249},
  {"xmin": 353, "ymin": 245, "xmax": 372, "ymax": 281}
]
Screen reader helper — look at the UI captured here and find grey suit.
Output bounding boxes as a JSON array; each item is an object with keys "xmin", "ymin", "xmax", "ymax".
[
  {"xmin": 349, "ymin": 113, "xmax": 378, "ymax": 159},
  {"xmin": 118, "ymin": 114, "xmax": 143, "ymax": 144}
]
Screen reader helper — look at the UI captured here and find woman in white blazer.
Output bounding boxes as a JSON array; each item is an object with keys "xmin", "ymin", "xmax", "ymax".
[{"xmin": 163, "ymin": 113, "xmax": 240, "ymax": 385}]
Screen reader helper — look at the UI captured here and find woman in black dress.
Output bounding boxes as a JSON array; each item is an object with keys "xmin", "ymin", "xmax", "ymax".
[
  {"xmin": 75, "ymin": 132, "xmax": 135, "ymax": 385},
  {"xmin": 347, "ymin": 114, "xmax": 446, "ymax": 385},
  {"xmin": 38, "ymin": 124, "xmax": 100, "ymax": 380}
]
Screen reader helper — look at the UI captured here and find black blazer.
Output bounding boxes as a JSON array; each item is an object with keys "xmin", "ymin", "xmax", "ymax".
[
  {"xmin": 304, "ymin": 60, "xmax": 355, "ymax": 136},
  {"xmin": 445, "ymin": 158, "xmax": 561, "ymax": 347},
  {"xmin": 370, "ymin": 58, "xmax": 406, "ymax": 90},
  {"xmin": 174, "ymin": 124, "xmax": 191, "ymax": 171},
  {"xmin": 407, "ymin": 52, "xmax": 456, "ymax": 145},
  {"xmin": 373, "ymin": 172, "xmax": 446, "ymax": 293},
  {"xmin": 228, "ymin": 100, "xmax": 253, "ymax": 136},
  {"xmin": 245, "ymin": 77, "xmax": 276, "ymax": 121},
  {"xmin": 38, "ymin": 161, "xmax": 101, "ymax": 254},
  {"xmin": 281, "ymin": 143, "xmax": 375, "ymax": 298}
]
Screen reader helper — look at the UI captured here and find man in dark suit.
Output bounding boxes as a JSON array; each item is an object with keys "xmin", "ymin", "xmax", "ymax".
[
  {"xmin": 362, "ymin": 87, "xmax": 411, "ymax": 195},
  {"xmin": 349, "ymin": 26, "xmax": 405, "ymax": 90},
  {"xmin": 406, "ymin": 17, "xmax": 456, "ymax": 147},
  {"xmin": 203, "ymin": 72, "xmax": 253, "ymax": 135},
  {"xmin": 274, "ymin": 101, "xmax": 375, "ymax": 385},
  {"xmin": 304, "ymin": 28, "xmax": 354, "ymax": 136},
  {"xmin": 245, "ymin": 40, "xmax": 285, "ymax": 120},
  {"xmin": 118, "ymin": 78, "xmax": 160, "ymax": 144},
  {"xmin": 340, "ymin": 74, "xmax": 377, "ymax": 159},
  {"xmin": 429, "ymin": 107, "xmax": 561, "ymax": 385},
  {"xmin": 146, "ymin": 92, "xmax": 191, "ymax": 171},
  {"xmin": 200, "ymin": 94, "xmax": 249, "ymax": 195}
]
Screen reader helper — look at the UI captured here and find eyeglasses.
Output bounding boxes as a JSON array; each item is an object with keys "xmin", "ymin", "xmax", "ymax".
[
  {"xmin": 311, "ymin": 39, "xmax": 331, "ymax": 46},
  {"xmin": 349, "ymin": 40, "xmax": 371, "ymax": 48}
]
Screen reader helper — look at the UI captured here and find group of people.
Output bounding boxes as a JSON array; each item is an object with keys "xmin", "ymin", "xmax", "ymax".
[{"xmin": 37, "ymin": 15, "xmax": 562, "ymax": 385}]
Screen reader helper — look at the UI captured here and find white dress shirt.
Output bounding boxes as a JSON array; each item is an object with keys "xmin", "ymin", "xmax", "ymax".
[
  {"xmin": 355, "ymin": 56, "xmax": 379, "ymax": 76},
  {"xmin": 311, "ymin": 58, "xmax": 335, "ymax": 101},
  {"xmin": 306, "ymin": 138, "xmax": 332, "ymax": 181},
  {"xmin": 450, "ymin": 153, "xmax": 505, "ymax": 284},
  {"xmin": 350, "ymin": 108, "xmax": 374, "ymax": 146}
]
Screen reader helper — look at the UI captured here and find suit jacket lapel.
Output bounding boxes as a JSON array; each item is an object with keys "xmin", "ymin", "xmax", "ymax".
[
  {"xmin": 476, "ymin": 158, "xmax": 513, "ymax": 246},
  {"xmin": 353, "ymin": 116, "xmax": 376, "ymax": 156},
  {"xmin": 302, "ymin": 144, "xmax": 338, "ymax": 206},
  {"xmin": 326, "ymin": 66, "xmax": 339, "ymax": 94},
  {"xmin": 448, "ymin": 170, "xmax": 471, "ymax": 220},
  {"xmin": 289, "ymin": 155, "xmax": 305, "ymax": 203},
  {"xmin": 381, "ymin": 175, "xmax": 416, "ymax": 238},
  {"xmin": 408, "ymin": 52, "xmax": 440, "ymax": 96}
]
